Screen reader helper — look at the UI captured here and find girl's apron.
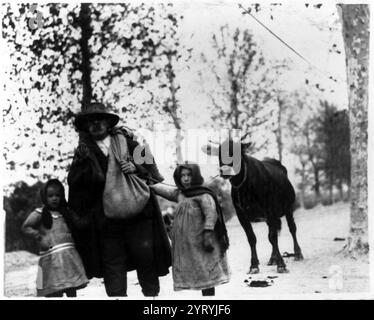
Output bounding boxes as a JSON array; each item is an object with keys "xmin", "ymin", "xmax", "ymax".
[{"xmin": 36, "ymin": 213, "xmax": 88, "ymax": 296}]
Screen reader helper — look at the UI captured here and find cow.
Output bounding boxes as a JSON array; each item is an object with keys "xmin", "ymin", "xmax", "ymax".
[{"xmin": 203, "ymin": 133, "xmax": 303, "ymax": 274}]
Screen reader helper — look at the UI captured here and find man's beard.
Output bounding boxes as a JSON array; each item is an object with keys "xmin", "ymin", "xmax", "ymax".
[{"xmin": 89, "ymin": 125, "xmax": 109, "ymax": 141}]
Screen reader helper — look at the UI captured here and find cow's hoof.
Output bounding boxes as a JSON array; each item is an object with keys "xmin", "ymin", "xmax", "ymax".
[
  {"xmin": 248, "ymin": 267, "xmax": 260, "ymax": 274},
  {"xmin": 277, "ymin": 266, "xmax": 289, "ymax": 273},
  {"xmin": 294, "ymin": 253, "xmax": 304, "ymax": 261},
  {"xmin": 267, "ymin": 257, "xmax": 278, "ymax": 266}
]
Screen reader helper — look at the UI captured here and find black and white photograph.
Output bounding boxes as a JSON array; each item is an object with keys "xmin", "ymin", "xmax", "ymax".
[{"xmin": 0, "ymin": 0, "xmax": 372, "ymax": 300}]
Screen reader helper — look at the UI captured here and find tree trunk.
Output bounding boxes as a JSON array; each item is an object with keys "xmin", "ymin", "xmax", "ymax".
[
  {"xmin": 328, "ymin": 180, "xmax": 333, "ymax": 205},
  {"xmin": 165, "ymin": 52, "xmax": 183, "ymax": 164},
  {"xmin": 313, "ymin": 164, "xmax": 321, "ymax": 201},
  {"xmin": 337, "ymin": 179, "xmax": 344, "ymax": 201},
  {"xmin": 339, "ymin": 4, "xmax": 369, "ymax": 255},
  {"xmin": 230, "ymin": 75, "xmax": 240, "ymax": 129},
  {"xmin": 299, "ymin": 158, "xmax": 307, "ymax": 209},
  {"xmin": 230, "ymin": 94, "xmax": 239, "ymax": 129},
  {"xmin": 276, "ymin": 95, "xmax": 283, "ymax": 163},
  {"xmin": 304, "ymin": 126, "xmax": 320, "ymax": 201},
  {"xmin": 175, "ymin": 129, "xmax": 183, "ymax": 164},
  {"xmin": 79, "ymin": 3, "xmax": 93, "ymax": 110}
]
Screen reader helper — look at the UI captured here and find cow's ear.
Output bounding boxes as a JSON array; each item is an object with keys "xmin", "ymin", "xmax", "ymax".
[
  {"xmin": 240, "ymin": 132, "xmax": 251, "ymax": 145},
  {"xmin": 240, "ymin": 132, "xmax": 252, "ymax": 152},
  {"xmin": 202, "ymin": 144, "xmax": 220, "ymax": 156},
  {"xmin": 241, "ymin": 142, "xmax": 252, "ymax": 153}
]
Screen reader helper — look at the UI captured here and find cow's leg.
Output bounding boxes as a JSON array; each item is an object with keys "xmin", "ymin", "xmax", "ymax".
[
  {"xmin": 268, "ymin": 219, "xmax": 288, "ymax": 273},
  {"xmin": 285, "ymin": 210, "xmax": 304, "ymax": 261},
  {"xmin": 267, "ymin": 210, "xmax": 280, "ymax": 265},
  {"xmin": 267, "ymin": 225, "xmax": 279, "ymax": 265},
  {"xmin": 236, "ymin": 209, "xmax": 260, "ymax": 274},
  {"xmin": 267, "ymin": 247, "xmax": 278, "ymax": 266}
]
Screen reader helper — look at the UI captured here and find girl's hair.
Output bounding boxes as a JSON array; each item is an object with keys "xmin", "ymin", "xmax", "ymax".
[{"xmin": 40, "ymin": 179, "xmax": 71, "ymax": 229}]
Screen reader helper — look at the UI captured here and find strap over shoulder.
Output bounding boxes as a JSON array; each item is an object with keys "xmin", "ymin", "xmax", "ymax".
[
  {"xmin": 109, "ymin": 133, "xmax": 130, "ymax": 163},
  {"xmin": 34, "ymin": 207, "xmax": 43, "ymax": 214},
  {"xmin": 109, "ymin": 126, "xmax": 134, "ymax": 139}
]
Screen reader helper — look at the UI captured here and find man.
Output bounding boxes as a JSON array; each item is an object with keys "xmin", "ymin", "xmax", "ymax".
[{"xmin": 67, "ymin": 102, "xmax": 171, "ymax": 297}]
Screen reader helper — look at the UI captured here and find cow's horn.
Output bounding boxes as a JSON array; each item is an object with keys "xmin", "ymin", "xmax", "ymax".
[
  {"xmin": 241, "ymin": 132, "xmax": 250, "ymax": 141},
  {"xmin": 208, "ymin": 139, "xmax": 220, "ymax": 145}
]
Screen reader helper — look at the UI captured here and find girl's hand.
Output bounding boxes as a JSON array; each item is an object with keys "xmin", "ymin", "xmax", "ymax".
[
  {"xmin": 75, "ymin": 144, "xmax": 90, "ymax": 160},
  {"xmin": 30, "ymin": 231, "xmax": 42, "ymax": 242},
  {"xmin": 202, "ymin": 230, "xmax": 215, "ymax": 252},
  {"xmin": 120, "ymin": 160, "xmax": 137, "ymax": 174},
  {"xmin": 26, "ymin": 229, "xmax": 40, "ymax": 240}
]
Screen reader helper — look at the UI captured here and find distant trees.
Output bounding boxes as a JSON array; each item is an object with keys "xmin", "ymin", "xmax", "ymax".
[
  {"xmin": 262, "ymin": 60, "xmax": 291, "ymax": 163},
  {"xmin": 4, "ymin": 181, "xmax": 43, "ymax": 253},
  {"xmin": 200, "ymin": 25, "xmax": 271, "ymax": 152},
  {"xmin": 288, "ymin": 92, "xmax": 350, "ymax": 206},
  {"xmin": 151, "ymin": 8, "xmax": 192, "ymax": 164},
  {"xmin": 316, "ymin": 101, "xmax": 350, "ymax": 203},
  {"xmin": 286, "ymin": 91, "xmax": 318, "ymax": 203}
]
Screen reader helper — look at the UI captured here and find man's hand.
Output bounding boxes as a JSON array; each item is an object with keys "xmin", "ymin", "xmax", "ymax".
[
  {"xmin": 120, "ymin": 160, "xmax": 137, "ymax": 174},
  {"xmin": 202, "ymin": 230, "xmax": 215, "ymax": 252},
  {"xmin": 31, "ymin": 231, "xmax": 42, "ymax": 242},
  {"xmin": 73, "ymin": 144, "xmax": 90, "ymax": 164}
]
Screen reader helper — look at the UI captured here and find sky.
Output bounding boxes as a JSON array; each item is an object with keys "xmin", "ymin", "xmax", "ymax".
[
  {"xmin": 176, "ymin": 1, "xmax": 348, "ymax": 128},
  {"xmin": 1, "ymin": 1, "xmax": 351, "ymax": 192}
]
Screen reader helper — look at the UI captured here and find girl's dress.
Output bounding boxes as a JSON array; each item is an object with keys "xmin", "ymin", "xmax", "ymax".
[
  {"xmin": 23, "ymin": 208, "xmax": 89, "ymax": 297},
  {"xmin": 153, "ymin": 186, "xmax": 230, "ymax": 291}
]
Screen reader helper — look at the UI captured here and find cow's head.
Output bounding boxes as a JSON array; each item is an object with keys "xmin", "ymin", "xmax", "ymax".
[{"xmin": 202, "ymin": 132, "xmax": 252, "ymax": 179}]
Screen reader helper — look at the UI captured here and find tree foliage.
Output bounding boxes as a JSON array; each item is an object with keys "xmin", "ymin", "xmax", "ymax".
[
  {"xmin": 316, "ymin": 101, "xmax": 350, "ymax": 195},
  {"xmin": 4, "ymin": 181, "xmax": 43, "ymax": 253},
  {"xmin": 2, "ymin": 3, "xmax": 188, "ymax": 181},
  {"xmin": 287, "ymin": 92, "xmax": 350, "ymax": 205}
]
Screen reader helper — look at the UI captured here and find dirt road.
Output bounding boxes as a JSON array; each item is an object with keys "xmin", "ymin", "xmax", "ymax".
[{"xmin": 4, "ymin": 202, "xmax": 370, "ymax": 298}]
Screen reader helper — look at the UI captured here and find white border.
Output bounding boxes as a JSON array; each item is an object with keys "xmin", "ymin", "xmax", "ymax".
[{"xmin": 0, "ymin": 0, "xmax": 373, "ymax": 300}]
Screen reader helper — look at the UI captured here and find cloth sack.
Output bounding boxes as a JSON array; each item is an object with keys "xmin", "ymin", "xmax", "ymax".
[{"xmin": 103, "ymin": 134, "xmax": 150, "ymax": 219}]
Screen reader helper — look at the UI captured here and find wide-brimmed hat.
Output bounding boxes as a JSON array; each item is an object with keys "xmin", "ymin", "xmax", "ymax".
[{"xmin": 74, "ymin": 102, "xmax": 120, "ymax": 131}]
